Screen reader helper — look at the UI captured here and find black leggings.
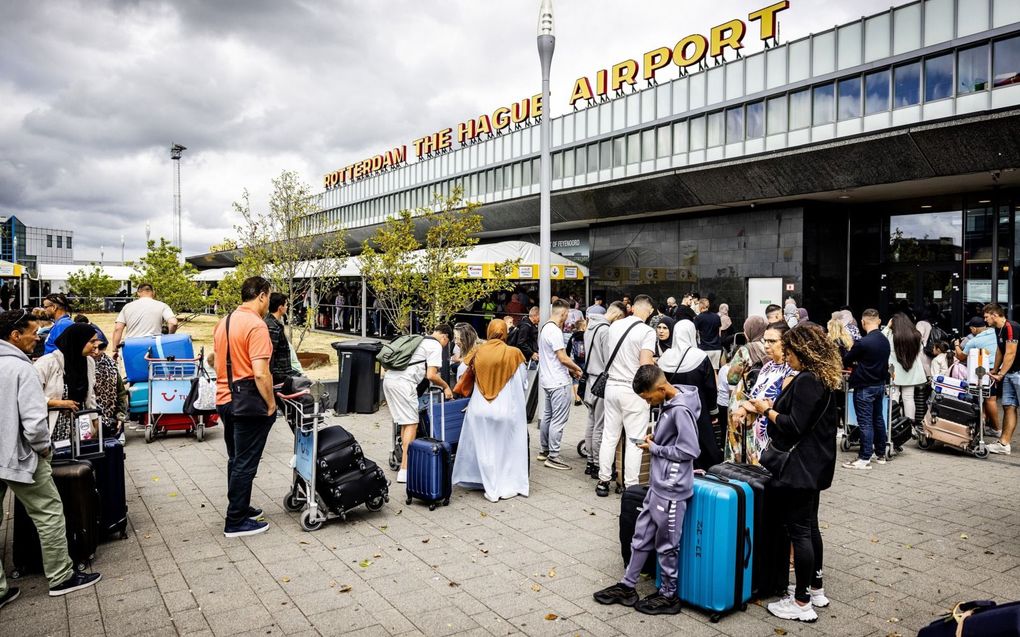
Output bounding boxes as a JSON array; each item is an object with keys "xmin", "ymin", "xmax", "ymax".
[{"xmin": 775, "ymin": 488, "xmax": 824, "ymax": 603}]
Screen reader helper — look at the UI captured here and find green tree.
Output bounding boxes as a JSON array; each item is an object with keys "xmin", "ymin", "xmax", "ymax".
[
  {"xmin": 130, "ymin": 238, "xmax": 204, "ymax": 318},
  {"xmin": 360, "ymin": 187, "xmax": 516, "ymax": 335},
  {"xmin": 218, "ymin": 171, "xmax": 349, "ymax": 349},
  {"xmin": 66, "ymin": 264, "xmax": 120, "ymax": 311}
]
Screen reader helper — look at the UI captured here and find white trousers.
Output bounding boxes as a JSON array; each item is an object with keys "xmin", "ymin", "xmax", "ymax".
[{"xmin": 599, "ymin": 382, "xmax": 649, "ymax": 485}]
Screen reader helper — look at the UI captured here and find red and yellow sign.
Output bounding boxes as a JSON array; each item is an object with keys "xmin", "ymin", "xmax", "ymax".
[{"xmin": 568, "ymin": 1, "xmax": 789, "ymax": 106}]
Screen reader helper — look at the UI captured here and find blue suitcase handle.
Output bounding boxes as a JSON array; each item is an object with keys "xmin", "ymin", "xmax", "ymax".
[{"xmin": 743, "ymin": 528, "xmax": 752, "ymax": 568}]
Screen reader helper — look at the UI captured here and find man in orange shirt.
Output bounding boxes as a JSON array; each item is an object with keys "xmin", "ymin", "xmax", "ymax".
[{"xmin": 213, "ymin": 276, "xmax": 277, "ymax": 537}]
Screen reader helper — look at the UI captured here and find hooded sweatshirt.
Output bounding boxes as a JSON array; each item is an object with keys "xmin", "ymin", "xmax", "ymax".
[
  {"xmin": 0, "ymin": 339, "xmax": 52, "ymax": 483},
  {"xmin": 648, "ymin": 385, "xmax": 702, "ymax": 501}
]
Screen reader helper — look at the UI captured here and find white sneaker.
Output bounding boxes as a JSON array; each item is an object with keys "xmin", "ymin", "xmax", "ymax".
[
  {"xmin": 987, "ymin": 442, "xmax": 1012, "ymax": 455},
  {"xmin": 767, "ymin": 595, "xmax": 818, "ymax": 622},
  {"xmin": 869, "ymin": 455, "xmax": 887, "ymax": 465},
  {"xmin": 842, "ymin": 458, "xmax": 872, "ymax": 470},
  {"xmin": 289, "ymin": 454, "xmax": 296, "ymax": 468},
  {"xmin": 396, "ymin": 469, "xmax": 407, "ymax": 483},
  {"xmin": 787, "ymin": 585, "xmax": 830, "ymax": 608}
]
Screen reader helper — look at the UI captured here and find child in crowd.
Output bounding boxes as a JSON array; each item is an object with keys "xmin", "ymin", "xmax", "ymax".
[
  {"xmin": 929, "ymin": 341, "xmax": 953, "ymax": 379},
  {"xmin": 593, "ymin": 364, "xmax": 700, "ymax": 615}
]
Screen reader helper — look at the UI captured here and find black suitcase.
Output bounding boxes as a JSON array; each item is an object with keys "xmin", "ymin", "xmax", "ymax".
[
  {"xmin": 316, "ymin": 425, "xmax": 366, "ymax": 482},
  {"xmin": 619, "ymin": 485, "xmax": 658, "ymax": 576},
  {"xmin": 707, "ymin": 462, "xmax": 789, "ymax": 598},
  {"xmin": 890, "ymin": 401, "xmax": 914, "ymax": 448},
  {"xmin": 918, "ymin": 599, "xmax": 1020, "ymax": 636},
  {"xmin": 931, "ymin": 394, "xmax": 979, "ymax": 425},
  {"xmin": 91, "ymin": 439, "xmax": 128, "ymax": 540},
  {"xmin": 320, "ymin": 458, "xmax": 388, "ymax": 518},
  {"xmin": 11, "ymin": 460, "xmax": 101, "ymax": 578}
]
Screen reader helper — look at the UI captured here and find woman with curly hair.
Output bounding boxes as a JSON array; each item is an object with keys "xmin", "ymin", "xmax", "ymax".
[{"xmin": 743, "ymin": 324, "xmax": 840, "ymax": 624}]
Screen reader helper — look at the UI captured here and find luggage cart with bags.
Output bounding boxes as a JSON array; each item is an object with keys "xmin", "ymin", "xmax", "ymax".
[
  {"xmin": 918, "ymin": 366, "xmax": 990, "ymax": 459},
  {"xmin": 143, "ymin": 347, "xmax": 218, "ymax": 443},
  {"xmin": 839, "ymin": 366, "xmax": 909, "ymax": 459}
]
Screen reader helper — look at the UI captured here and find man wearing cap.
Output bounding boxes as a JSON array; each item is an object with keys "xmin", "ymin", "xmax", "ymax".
[{"xmin": 957, "ymin": 315, "xmax": 1000, "ymax": 436}]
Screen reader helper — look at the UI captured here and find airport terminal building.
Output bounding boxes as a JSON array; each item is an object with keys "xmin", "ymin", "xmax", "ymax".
[{"xmin": 192, "ymin": 0, "xmax": 1020, "ymax": 330}]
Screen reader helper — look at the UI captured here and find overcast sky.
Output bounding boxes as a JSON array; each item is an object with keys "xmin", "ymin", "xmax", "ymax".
[{"xmin": 0, "ymin": 0, "xmax": 906, "ymax": 262}]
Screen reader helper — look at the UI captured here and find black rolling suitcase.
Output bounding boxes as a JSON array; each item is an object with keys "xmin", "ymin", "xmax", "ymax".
[
  {"xmin": 707, "ymin": 462, "xmax": 788, "ymax": 599},
  {"xmin": 11, "ymin": 460, "xmax": 101, "ymax": 578},
  {"xmin": 320, "ymin": 458, "xmax": 389, "ymax": 518},
  {"xmin": 90, "ymin": 438, "xmax": 129, "ymax": 540},
  {"xmin": 918, "ymin": 600, "xmax": 1020, "ymax": 636},
  {"xmin": 619, "ymin": 485, "xmax": 658, "ymax": 576},
  {"xmin": 316, "ymin": 425, "xmax": 366, "ymax": 482}
]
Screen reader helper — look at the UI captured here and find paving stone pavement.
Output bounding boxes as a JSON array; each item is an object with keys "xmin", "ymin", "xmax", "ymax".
[{"xmin": 3, "ymin": 404, "xmax": 1020, "ymax": 636}]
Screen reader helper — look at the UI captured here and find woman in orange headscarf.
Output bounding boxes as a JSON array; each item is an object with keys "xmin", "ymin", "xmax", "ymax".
[{"xmin": 452, "ymin": 318, "xmax": 530, "ymax": 502}]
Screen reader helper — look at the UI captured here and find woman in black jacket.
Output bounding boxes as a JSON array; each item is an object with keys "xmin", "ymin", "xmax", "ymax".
[{"xmin": 744, "ymin": 324, "xmax": 840, "ymax": 624}]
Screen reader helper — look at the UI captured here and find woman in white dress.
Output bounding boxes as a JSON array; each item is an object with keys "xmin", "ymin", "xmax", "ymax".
[{"xmin": 452, "ymin": 319, "xmax": 529, "ymax": 502}]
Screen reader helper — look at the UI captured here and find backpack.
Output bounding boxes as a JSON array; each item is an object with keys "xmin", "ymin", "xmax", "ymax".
[
  {"xmin": 376, "ymin": 334, "xmax": 426, "ymax": 371},
  {"xmin": 923, "ymin": 324, "xmax": 950, "ymax": 358}
]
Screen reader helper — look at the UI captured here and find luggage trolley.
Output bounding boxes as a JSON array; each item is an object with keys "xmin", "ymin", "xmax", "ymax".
[
  {"xmin": 917, "ymin": 366, "xmax": 990, "ymax": 459},
  {"xmin": 839, "ymin": 369, "xmax": 898, "ymax": 460},
  {"xmin": 144, "ymin": 348, "xmax": 217, "ymax": 443},
  {"xmin": 281, "ymin": 383, "xmax": 388, "ymax": 531}
]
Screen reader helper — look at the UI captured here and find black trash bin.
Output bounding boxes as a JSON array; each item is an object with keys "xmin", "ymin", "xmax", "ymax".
[{"xmin": 332, "ymin": 340, "xmax": 383, "ymax": 414}]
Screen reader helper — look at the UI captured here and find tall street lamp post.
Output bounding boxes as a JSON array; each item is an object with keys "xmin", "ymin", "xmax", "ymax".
[{"xmin": 537, "ymin": 0, "xmax": 555, "ymax": 320}]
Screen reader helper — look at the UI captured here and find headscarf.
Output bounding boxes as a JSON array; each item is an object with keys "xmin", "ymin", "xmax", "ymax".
[
  {"xmin": 658, "ymin": 319, "xmax": 707, "ymax": 373},
  {"xmin": 743, "ymin": 315, "xmax": 767, "ymax": 342},
  {"xmin": 718, "ymin": 303, "xmax": 732, "ymax": 332},
  {"xmin": 464, "ymin": 319, "xmax": 525, "ymax": 401},
  {"xmin": 55, "ymin": 322, "xmax": 97, "ymax": 404},
  {"xmin": 655, "ymin": 316, "xmax": 675, "ymax": 355},
  {"xmin": 797, "ymin": 308, "xmax": 809, "ymax": 324},
  {"xmin": 839, "ymin": 310, "xmax": 862, "ymax": 341}
]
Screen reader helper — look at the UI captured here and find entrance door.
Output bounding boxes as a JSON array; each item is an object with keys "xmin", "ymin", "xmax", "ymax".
[{"xmin": 883, "ymin": 264, "xmax": 959, "ymax": 332}]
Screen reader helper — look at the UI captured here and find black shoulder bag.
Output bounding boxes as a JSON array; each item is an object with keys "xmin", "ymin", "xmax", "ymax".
[
  {"xmin": 759, "ymin": 383, "xmax": 831, "ymax": 483},
  {"xmin": 225, "ymin": 312, "xmax": 270, "ymax": 418},
  {"xmin": 578, "ymin": 322, "xmax": 607, "ymax": 399},
  {"xmin": 590, "ymin": 321, "xmax": 641, "ymax": 399}
]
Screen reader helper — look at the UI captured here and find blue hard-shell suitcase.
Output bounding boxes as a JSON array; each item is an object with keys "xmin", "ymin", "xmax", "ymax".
[
  {"xmin": 406, "ymin": 391, "xmax": 454, "ymax": 510},
  {"xmin": 420, "ymin": 394, "xmax": 468, "ymax": 448},
  {"xmin": 123, "ymin": 334, "xmax": 195, "ymax": 383},
  {"xmin": 660, "ymin": 473, "xmax": 753, "ymax": 622},
  {"xmin": 918, "ymin": 600, "xmax": 1020, "ymax": 636},
  {"xmin": 128, "ymin": 383, "xmax": 149, "ymax": 414}
]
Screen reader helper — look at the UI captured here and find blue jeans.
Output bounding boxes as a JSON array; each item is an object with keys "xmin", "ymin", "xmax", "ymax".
[
  {"xmin": 218, "ymin": 403, "xmax": 276, "ymax": 526},
  {"xmin": 853, "ymin": 384, "xmax": 886, "ymax": 460}
]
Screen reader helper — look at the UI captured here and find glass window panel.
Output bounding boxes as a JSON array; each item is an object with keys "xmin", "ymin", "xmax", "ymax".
[
  {"xmin": 789, "ymin": 88, "xmax": 811, "ymax": 129},
  {"xmin": 600, "ymin": 140, "xmax": 612, "ymax": 169},
  {"xmin": 725, "ymin": 106, "xmax": 744, "ymax": 143},
  {"xmin": 837, "ymin": 22, "xmax": 862, "ymax": 70},
  {"xmin": 588, "ymin": 144, "xmax": 599, "ymax": 172},
  {"xmin": 641, "ymin": 90, "xmax": 656, "ymax": 123},
  {"xmin": 626, "ymin": 93, "xmax": 640, "ymax": 127},
  {"xmin": 690, "ymin": 116, "xmax": 706, "ymax": 150},
  {"xmin": 552, "ymin": 118, "xmax": 562, "ymax": 147},
  {"xmin": 599, "ymin": 102, "xmax": 613, "ymax": 134},
  {"xmin": 746, "ymin": 54, "xmax": 765, "ymax": 94},
  {"xmin": 837, "ymin": 76, "xmax": 861, "ymax": 120},
  {"xmin": 522, "ymin": 159, "xmax": 531, "ymax": 184},
  {"xmin": 893, "ymin": 2, "xmax": 922, "ymax": 56},
  {"xmin": 562, "ymin": 114, "xmax": 574, "ymax": 145},
  {"xmin": 575, "ymin": 110, "xmax": 585, "ymax": 139},
  {"xmin": 672, "ymin": 78, "xmax": 689, "ymax": 115},
  {"xmin": 641, "ymin": 129, "xmax": 655, "ymax": 161},
  {"xmin": 586, "ymin": 107, "xmax": 597, "ymax": 140},
  {"xmin": 766, "ymin": 95, "xmax": 787, "ymax": 133},
  {"xmin": 627, "ymin": 132, "xmax": 640, "ymax": 163},
  {"xmin": 726, "ymin": 58, "xmax": 744, "ymax": 100},
  {"xmin": 689, "ymin": 72, "xmax": 706, "ymax": 109},
  {"xmin": 864, "ymin": 13, "xmax": 891, "ymax": 63},
  {"xmin": 812, "ymin": 30, "xmax": 836, "ymax": 76},
  {"xmin": 957, "ymin": 0, "xmax": 989, "ymax": 37},
  {"xmin": 673, "ymin": 121, "xmax": 688, "ymax": 153},
  {"xmin": 958, "ymin": 44, "xmax": 989, "ymax": 94},
  {"xmin": 788, "ymin": 39, "xmax": 811, "ymax": 82},
  {"xmin": 893, "ymin": 61, "xmax": 921, "ymax": 107},
  {"xmin": 613, "ymin": 137, "xmax": 626, "ymax": 167},
  {"xmin": 613, "ymin": 98, "xmax": 626, "ymax": 129},
  {"xmin": 994, "ymin": 35, "xmax": 1020, "ymax": 88},
  {"xmin": 656, "ymin": 83, "xmax": 671, "ymax": 118},
  {"xmin": 766, "ymin": 47, "xmax": 787, "ymax": 88},
  {"xmin": 995, "ymin": 0, "xmax": 1020, "ymax": 28},
  {"xmin": 532, "ymin": 159, "xmax": 540, "ymax": 184},
  {"xmin": 746, "ymin": 101, "xmax": 764, "ymax": 139},
  {"xmin": 563, "ymin": 150, "xmax": 575, "ymax": 177},
  {"xmin": 512, "ymin": 130, "xmax": 522, "ymax": 156},
  {"xmin": 925, "ymin": 53, "xmax": 954, "ymax": 101},
  {"xmin": 575, "ymin": 147, "xmax": 587, "ymax": 174},
  {"xmin": 492, "ymin": 168, "xmax": 500, "ymax": 192},
  {"xmin": 865, "ymin": 69, "xmax": 890, "ymax": 114},
  {"xmin": 924, "ymin": 0, "xmax": 954, "ymax": 47},
  {"xmin": 707, "ymin": 67, "xmax": 725, "ymax": 104},
  {"xmin": 552, "ymin": 152, "xmax": 562, "ymax": 179},
  {"xmin": 707, "ymin": 112, "xmax": 724, "ymax": 147},
  {"xmin": 656, "ymin": 125, "xmax": 671, "ymax": 157}
]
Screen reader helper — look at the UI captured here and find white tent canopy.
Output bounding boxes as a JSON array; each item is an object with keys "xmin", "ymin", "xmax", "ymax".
[
  {"xmin": 192, "ymin": 267, "xmax": 236, "ymax": 282},
  {"xmin": 39, "ymin": 263, "xmax": 134, "ymax": 283}
]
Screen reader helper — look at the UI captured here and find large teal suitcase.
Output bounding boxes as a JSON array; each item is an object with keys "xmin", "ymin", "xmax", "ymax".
[{"xmin": 659, "ymin": 473, "xmax": 753, "ymax": 622}]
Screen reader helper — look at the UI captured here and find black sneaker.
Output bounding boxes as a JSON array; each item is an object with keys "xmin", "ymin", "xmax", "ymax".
[
  {"xmin": 223, "ymin": 518, "xmax": 269, "ymax": 538},
  {"xmin": 634, "ymin": 592, "xmax": 682, "ymax": 615},
  {"xmin": 584, "ymin": 462, "xmax": 594, "ymax": 476},
  {"xmin": 593, "ymin": 583, "xmax": 638, "ymax": 606},
  {"xmin": 595, "ymin": 481, "xmax": 611, "ymax": 497},
  {"xmin": 247, "ymin": 506, "xmax": 264, "ymax": 520},
  {"xmin": 49, "ymin": 572, "xmax": 102, "ymax": 597},
  {"xmin": 0, "ymin": 587, "xmax": 20, "ymax": 609}
]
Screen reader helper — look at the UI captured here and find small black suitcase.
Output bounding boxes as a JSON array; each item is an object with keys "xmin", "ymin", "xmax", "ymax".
[
  {"xmin": 316, "ymin": 425, "xmax": 366, "ymax": 482},
  {"xmin": 91, "ymin": 439, "xmax": 128, "ymax": 540},
  {"xmin": 321, "ymin": 458, "xmax": 388, "ymax": 518},
  {"xmin": 11, "ymin": 460, "xmax": 101, "ymax": 578},
  {"xmin": 889, "ymin": 401, "xmax": 914, "ymax": 448},
  {"xmin": 931, "ymin": 394, "xmax": 979, "ymax": 425},
  {"xmin": 619, "ymin": 485, "xmax": 658, "ymax": 576}
]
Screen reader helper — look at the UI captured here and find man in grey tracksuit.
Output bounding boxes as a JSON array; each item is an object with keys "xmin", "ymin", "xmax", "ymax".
[
  {"xmin": 594, "ymin": 364, "xmax": 700, "ymax": 616},
  {"xmin": 582, "ymin": 304, "xmax": 617, "ymax": 477}
]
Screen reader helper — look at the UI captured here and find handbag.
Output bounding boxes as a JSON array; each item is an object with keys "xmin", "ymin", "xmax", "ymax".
[
  {"xmin": 452, "ymin": 363, "xmax": 475, "ymax": 398},
  {"xmin": 590, "ymin": 321, "xmax": 641, "ymax": 398},
  {"xmin": 578, "ymin": 323, "xmax": 607, "ymax": 400},
  {"xmin": 224, "ymin": 311, "xmax": 270, "ymax": 418},
  {"xmin": 184, "ymin": 361, "xmax": 217, "ymax": 415},
  {"xmin": 759, "ymin": 387, "xmax": 831, "ymax": 482}
]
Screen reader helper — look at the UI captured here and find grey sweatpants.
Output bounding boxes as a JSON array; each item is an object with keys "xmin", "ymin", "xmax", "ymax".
[
  {"xmin": 539, "ymin": 384, "xmax": 572, "ymax": 459},
  {"xmin": 621, "ymin": 491, "xmax": 688, "ymax": 597},
  {"xmin": 584, "ymin": 397, "xmax": 605, "ymax": 464}
]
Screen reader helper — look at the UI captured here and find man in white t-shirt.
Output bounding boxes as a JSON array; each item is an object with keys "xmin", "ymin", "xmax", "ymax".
[
  {"xmin": 538, "ymin": 299, "xmax": 583, "ymax": 470},
  {"xmin": 382, "ymin": 325, "xmax": 453, "ymax": 483},
  {"xmin": 110, "ymin": 283, "xmax": 178, "ymax": 359},
  {"xmin": 596, "ymin": 294, "xmax": 657, "ymax": 496}
]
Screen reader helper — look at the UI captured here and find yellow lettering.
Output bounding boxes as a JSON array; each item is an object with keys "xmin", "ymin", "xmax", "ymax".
[
  {"xmin": 610, "ymin": 59, "xmax": 638, "ymax": 92},
  {"xmin": 673, "ymin": 34, "xmax": 708, "ymax": 69},
  {"xmin": 569, "ymin": 77, "xmax": 594, "ymax": 106},
  {"xmin": 596, "ymin": 69, "xmax": 608, "ymax": 96},
  {"xmin": 457, "ymin": 120, "xmax": 476, "ymax": 144},
  {"xmin": 391, "ymin": 145, "xmax": 406, "ymax": 164},
  {"xmin": 749, "ymin": 0, "xmax": 789, "ymax": 41},
  {"xmin": 476, "ymin": 114, "xmax": 492, "ymax": 135},
  {"xmin": 642, "ymin": 47, "xmax": 672, "ymax": 81},
  {"xmin": 510, "ymin": 98, "xmax": 531, "ymax": 123},
  {"xmin": 711, "ymin": 19, "xmax": 746, "ymax": 57},
  {"xmin": 530, "ymin": 94, "xmax": 543, "ymax": 118},
  {"xmin": 492, "ymin": 107, "xmax": 511, "ymax": 131},
  {"xmin": 437, "ymin": 128, "xmax": 453, "ymax": 150},
  {"xmin": 371, "ymin": 155, "xmax": 383, "ymax": 171}
]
